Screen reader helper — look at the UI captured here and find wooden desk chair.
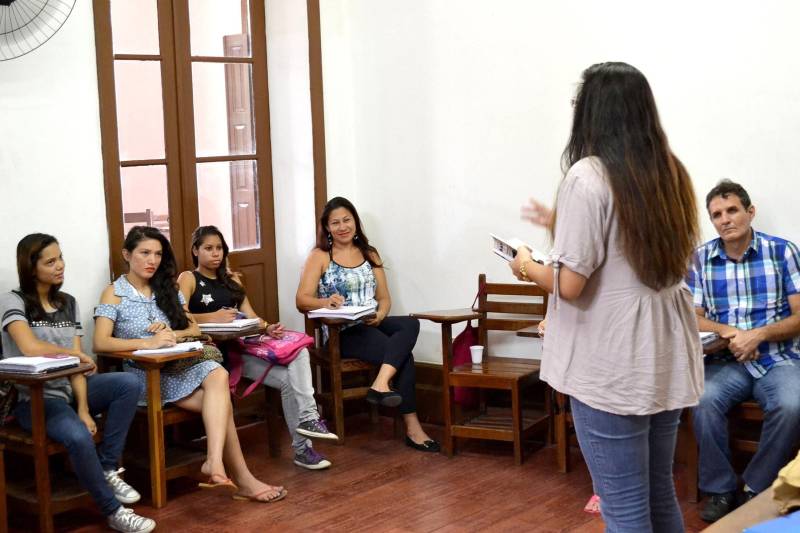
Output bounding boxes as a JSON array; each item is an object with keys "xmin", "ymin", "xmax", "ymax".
[
  {"xmin": 413, "ymin": 273, "xmax": 549, "ymax": 465},
  {"xmin": 0, "ymin": 364, "xmax": 97, "ymax": 533},
  {"xmin": 305, "ymin": 315, "xmax": 384, "ymax": 445},
  {"xmin": 683, "ymin": 399, "xmax": 765, "ymax": 503}
]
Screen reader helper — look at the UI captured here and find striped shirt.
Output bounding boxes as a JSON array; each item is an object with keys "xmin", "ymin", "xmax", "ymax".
[{"xmin": 686, "ymin": 230, "xmax": 800, "ymax": 378}]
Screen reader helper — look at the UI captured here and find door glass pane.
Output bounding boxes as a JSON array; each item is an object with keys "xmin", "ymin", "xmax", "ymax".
[
  {"xmin": 111, "ymin": 0, "xmax": 160, "ymax": 55},
  {"xmin": 197, "ymin": 160, "xmax": 260, "ymax": 251},
  {"xmin": 115, "ymin": 60, "xmax": 166, "ymax": 160},
  {"xmin": 188, "ymin": 0, "xmax": 251, "ymax": 57},
  {"xmin": 121, "ymin": 165, "xmax": 171, "ymax": 240},
  {"xmin": 192, "ymin": 62, "xmax": 255, "ymax": 157}
]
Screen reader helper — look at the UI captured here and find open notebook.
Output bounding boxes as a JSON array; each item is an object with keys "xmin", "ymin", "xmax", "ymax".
[
  {"xmin": 199, "ymin": 318, "xmax": 261, "ymax": 332},
  {"xmin": 132, "ymin": 341, "xmax": 204, "ymax": 356},
  {"xmin": 308, "ymin": 305, "xmax": 376, "ymax": 320}
]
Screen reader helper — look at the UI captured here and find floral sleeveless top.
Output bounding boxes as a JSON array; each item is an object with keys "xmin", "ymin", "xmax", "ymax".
[{"xmin": 317, "ymin": 252, "xmax": 377, "ymax": 336}]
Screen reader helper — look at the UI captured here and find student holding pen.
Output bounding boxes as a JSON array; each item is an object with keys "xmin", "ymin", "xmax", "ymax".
[
  {"xmin": 178, "ymin": 225, "xmax": 338, "ymax": 471},
  {"xmin": 94, "ymin": 226, "xmax": 286, "ymax": 503}
]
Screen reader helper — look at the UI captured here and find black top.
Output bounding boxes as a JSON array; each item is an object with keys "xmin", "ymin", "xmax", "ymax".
[{"xmin": 187, "ymin": 271, "xmax": 237, "ymax": 313}]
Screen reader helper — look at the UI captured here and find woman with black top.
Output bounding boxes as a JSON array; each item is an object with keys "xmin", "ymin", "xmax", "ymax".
[{"xmin": 178, "ymin": 225, "xmax": 337, "ymax": 471}]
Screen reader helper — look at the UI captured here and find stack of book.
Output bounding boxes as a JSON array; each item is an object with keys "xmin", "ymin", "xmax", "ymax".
[
  {"xmin": 199, "ymin": 318, "xmax": 261, "ymax": 333},
  {"xmin": 0, "ymin": 354, "xmax": 80, "ymax": 374},
  {"xmin": 307, "ymin": 305, "xmax": 376, "ymax": 320}
]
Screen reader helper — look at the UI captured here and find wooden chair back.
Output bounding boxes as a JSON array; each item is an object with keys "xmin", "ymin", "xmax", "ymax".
[{"xmin": 475, "ymin": 273, "xmax": 548, "ymax": 354}]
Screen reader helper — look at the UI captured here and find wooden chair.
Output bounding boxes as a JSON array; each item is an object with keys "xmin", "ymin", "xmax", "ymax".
[
  {"xmin": 683, "ymin": 400, "xmax": 765, "ymax": 503},
  {"xmin": 0, "ymin": 442, "xmax": 7, "ymax": 533},
  {"xmin": 0, "ymin": 364, "xmax": 97, "ymax": 533},
  {"xmin": 552, "ymin": 390, "xmax": 576, "ymax": 473},
  {"xmin": 305, "ymin": 315, "xmax": 384, "ymax": 445},
  {"xmin": 413, "ymin": 274, "xmax": 549, "ymax": 464}
]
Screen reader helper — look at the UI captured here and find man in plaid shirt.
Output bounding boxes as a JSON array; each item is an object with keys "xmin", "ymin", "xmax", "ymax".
[{"xmin": 687, "ymin": 180, "xmax": 800, "ymax": 523}]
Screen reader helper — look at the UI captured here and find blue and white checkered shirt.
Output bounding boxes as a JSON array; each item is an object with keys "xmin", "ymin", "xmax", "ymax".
[{"xmin": 686, "ymin": 230, "xmax": 800, "ymax": 378}]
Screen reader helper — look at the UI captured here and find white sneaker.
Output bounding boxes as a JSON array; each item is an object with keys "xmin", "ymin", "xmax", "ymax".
[
  {"xmin": 104, "ymin": 467, "xmax": 141, "ymax": 504},
  {"xmin": 107, "ymin": 506, "xmax": 156, "ymax": 533}
]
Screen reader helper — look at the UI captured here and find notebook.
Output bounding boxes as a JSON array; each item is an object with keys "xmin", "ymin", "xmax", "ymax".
[
  {"xmin": 307, "ymin": 305, "xmax": 377, "ymax": 320},
  {"xmin": 132, "ymin": 341, "xmax": 204, "ymax": 356},
  {"xmin": 199, "ymin": 318, "xmax": 261, "ymax": 332},
  {"xmin": 0, "ymin": 354, "xmax": 81, "ymax": 374}
]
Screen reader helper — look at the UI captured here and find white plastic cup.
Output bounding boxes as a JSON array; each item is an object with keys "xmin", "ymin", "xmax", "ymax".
[{"xmin": 470, "ymin": 345, "xmax": 484, "ymax": 365}]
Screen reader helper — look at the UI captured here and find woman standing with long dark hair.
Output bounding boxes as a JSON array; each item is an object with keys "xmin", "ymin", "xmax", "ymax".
[
  {"xmin": 510, "ymin": 62, "xmax": 703, "ymax": 532},
  {"xmin": 94, "ymin": 226, "xmax": 286, "ymax": 503}
]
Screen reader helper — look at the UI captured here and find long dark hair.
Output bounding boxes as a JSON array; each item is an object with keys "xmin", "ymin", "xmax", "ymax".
[
  {"xmin": 123, "ymin": 226, "xmax": 189, "ymax": 329},
  {"xmin": 190, "ymin": 226, "xmax": 246, "ymax": 306},
  {"xmin": 316, "ymin": 196, "xmax": 382, "ymax": 268},
  {"xmin": 16, "ymin": 233, "xmax": 66, "ymax": 321},
  {"xmin": 557, "ymin": 62, "xmax": 699, "ymax": 290}
]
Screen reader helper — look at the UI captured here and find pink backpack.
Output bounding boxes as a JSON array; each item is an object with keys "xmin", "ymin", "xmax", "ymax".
[
  {"xmin": 452, "ymin": 321, "xmax": 479, "ymax": 407},
  {"xmin": 227, "ymin": 331, "xmax": 314, "ymax": 398}
]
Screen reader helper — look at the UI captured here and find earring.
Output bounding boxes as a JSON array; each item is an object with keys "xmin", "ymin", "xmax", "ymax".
[
  {"xmin": 353, "ymin": 234, "xmax": 360, "ymax": 242},
  {"xmin": 327, "ymin": 233, "xmax": 333, "ymax": 246}
]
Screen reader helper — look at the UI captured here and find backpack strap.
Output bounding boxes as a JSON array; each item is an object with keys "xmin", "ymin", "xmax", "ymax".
[{"xmin": 227, "ymin": 344, "xmax": 275, "ymax": 399}]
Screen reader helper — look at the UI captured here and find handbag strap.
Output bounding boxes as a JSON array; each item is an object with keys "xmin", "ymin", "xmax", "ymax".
[{"xmin": 228, "ymin": 343, "xmax": 276, "ymax": 400}]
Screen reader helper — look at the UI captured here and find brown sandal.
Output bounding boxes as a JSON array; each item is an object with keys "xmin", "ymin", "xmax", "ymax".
[{"xmin": 232, "ymin": 487, "xmax": 288, "ymax": 503}]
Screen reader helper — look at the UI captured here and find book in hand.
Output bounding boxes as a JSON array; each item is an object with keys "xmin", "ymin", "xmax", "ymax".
[
  {"xmin": 490, "ymin": 233, "xmax": 548, "ymax": 264},
  {"xmin": 132, "ymin": 340, "xmax": 204, "ymax": 356},
  {"xmin": 199, "ymin": 318, "xmax": 261, "ymax": 332},
  {"xmin": 0, "ymin": 354, "xmax": 81, "ymax": 374},
  {"xmin": 307, "ymin": 305, "xmax": 377, "ymax": 320},
  {"xmin": 700, "ymin": 331, "xmax": 720, "ymax": 347}
]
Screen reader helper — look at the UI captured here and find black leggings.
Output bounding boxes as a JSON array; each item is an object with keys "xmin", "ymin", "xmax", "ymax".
[{"xmin": 339, "ymin": 316, "xmax": 420, "ymax": 414}]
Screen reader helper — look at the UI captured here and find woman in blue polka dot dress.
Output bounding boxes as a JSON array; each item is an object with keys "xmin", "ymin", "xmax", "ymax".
[{"xmin": 93, "ymin": 226, "xmax": 287, "ymax": 503}]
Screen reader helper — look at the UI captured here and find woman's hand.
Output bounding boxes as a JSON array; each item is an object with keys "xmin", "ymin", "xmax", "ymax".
[
  {"xmin": 78, "ymin": 409, "xmax": 97, "ymax": 435},
  {"xmin": 537, "ymin": 318, "xmax": 547, "ymax": 337},
  {"xmin": 364, "ymin": 310, "xmax": 386, "ymax": 327},
  {"xmin": 510, "ymin": 246, "xmax": 534, "ymax": 281},
  {"xmin": 267, "ymin": 322, "xmax": 285, "ymax": 339},
  {"xmin": 209, "ymin": 308, "xmax": 239, "ymax": 323},
  {"xmin": 326, "ymin": 294, "xmax": 345, "ymax": 309},
  {"xmin": 145, "ymin": 329, "xmax": 177, "ymax": 349},
  {"xmin": 75, "ymin": 352, "xmax": 97, "ymax": 375},
  {"xmin": 521, "ymin": 198, "xmax": 554, "ymax": 227},
  {"xmin": 146, "ymin": 321, "xmax": 169, "ymax": 333}
]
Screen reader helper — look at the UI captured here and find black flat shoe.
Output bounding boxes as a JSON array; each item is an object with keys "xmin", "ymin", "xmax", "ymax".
[
  {"xmin": 405, "ymin": 436, "xmax": 441, "ymax": 453},
  {"xmin": 366, "ymin": 388, "xmax": 402, "ymax": 408}
]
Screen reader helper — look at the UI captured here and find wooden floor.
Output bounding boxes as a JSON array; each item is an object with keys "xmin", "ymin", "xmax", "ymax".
[{"xmin": 8, "ymin": 414, "xmax": 710, "ymax": 532}]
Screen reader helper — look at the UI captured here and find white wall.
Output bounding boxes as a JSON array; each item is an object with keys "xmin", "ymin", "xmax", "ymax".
[
  {"xmin": 0, "ymin": 0, "xmax": 109, "ymax": 348},
  {"xmin": 319, "ymin": 0, "xmax": 800, "ymax": 362},
  {"xmin": 265, "ymin": 0, "xmax": 317, "ymax": 331}
]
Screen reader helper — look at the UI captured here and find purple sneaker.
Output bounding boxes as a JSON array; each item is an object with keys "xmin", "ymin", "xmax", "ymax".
[
  {"xmin": 293, "ymin": 446, "xmax": 332, "ymax": 470},
  {"xmin": 296, "ymin": 419, "xmax": 339, "ymax": 441}
]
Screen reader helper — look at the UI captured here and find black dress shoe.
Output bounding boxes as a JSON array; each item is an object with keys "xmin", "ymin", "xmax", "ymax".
[
  {"xmin": 366, "ymin": 388, "xmax": 402, "ymax": 408},
  {"xmin": 405, "ymin": 436, "xmax": 441, "ymax": 453},
  {"xmin": 700, "ymin": 491, "xmax": 737, "ymax": 523}
]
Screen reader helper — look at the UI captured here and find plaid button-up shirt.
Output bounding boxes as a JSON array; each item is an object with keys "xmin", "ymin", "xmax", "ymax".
[{"xmin": 686, "ymin": 230, "xmax": 800, "ymax": 378}]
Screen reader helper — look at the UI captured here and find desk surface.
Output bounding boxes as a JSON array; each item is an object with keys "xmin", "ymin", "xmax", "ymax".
[
  {"xmin": 411, "ymin": 308, "xmax": 481, "ymax": 324},
  {"xmin": 0, "ymin": 363, "xmax": 94, "ymax": 384},
  {"xmin": 95, "ymin": 349, "xmax": 203, "ymax": 365}
]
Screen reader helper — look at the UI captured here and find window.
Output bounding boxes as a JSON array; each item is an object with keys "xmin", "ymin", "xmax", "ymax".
[{"xmin": 93, "ymin": 0, "xmax": 277, "ymax": 319}]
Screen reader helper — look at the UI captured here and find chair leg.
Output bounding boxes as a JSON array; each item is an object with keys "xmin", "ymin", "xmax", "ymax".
[
  {"xmin": 369, "ymin": 403, "xmax": 379, "ymax": 425},
  {"xmin": 512, "ymin": 384, "xmax": 523, "ymax": 466},
  {"xmin": 555, "ymin": 392, "xmax": 569, "ymax": 473},
  {"xmin": 331, "ymin": 366, "xmax": 345, "ymax": 445},
  {"xmin": 265, "ymin": 388, "xmax": 282, "ymax": 458}
]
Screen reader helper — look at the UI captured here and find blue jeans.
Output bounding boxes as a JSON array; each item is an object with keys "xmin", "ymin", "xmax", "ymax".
[
  {"xmin": 13, "ymin": 372, "xmax": 142, "ymax": 516},
  {"xmin": 571, "ymin": 397, "xmax": 683, "ymax": 533},
  {"xmin": 693, "ymin": 360, "xmax": 800, "ymax": 494}
]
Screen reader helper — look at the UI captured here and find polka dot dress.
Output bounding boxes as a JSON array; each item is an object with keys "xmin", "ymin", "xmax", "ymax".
[{"xmin": 94, "ymin": 276, "xmax": 220, "ymax": 406}]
